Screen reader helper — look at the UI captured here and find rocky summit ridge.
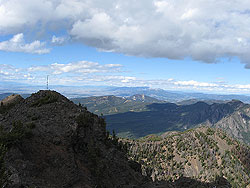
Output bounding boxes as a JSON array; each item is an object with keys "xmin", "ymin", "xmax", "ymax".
[
  {"xmin": 0, "ymin": 90, "xmax": 240, "ymax": 187},
  {"xmin": 0, "ymin": 90, "xmax": 147, "ymax": 187}
]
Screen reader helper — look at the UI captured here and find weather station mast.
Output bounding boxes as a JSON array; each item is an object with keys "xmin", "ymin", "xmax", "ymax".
[{"xmin": 46, "ymin": 75, "xmax": 49, "ymax": 90}]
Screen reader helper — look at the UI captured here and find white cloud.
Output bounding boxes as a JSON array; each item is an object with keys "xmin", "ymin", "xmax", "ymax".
[
  {"xmin": 51, "ymin": 35, "xmax": 66, "ymax": 45},
  {"xmin": 0, "ymin": 0, "xmax": 55, "ymax": 34},
  {"xmin": 0, "ymin": 61, "xmax": 124, "ymax": 85},
  {"xmin": 0, "ymin": 33, "xmax": 50, "ymax": 54},
  {"xmin": 174, "ymin": 80, "xmax": 218, "ymax": 87},
  {"xmin": 28, "ymin": 61, "xmax": 123, "ymax": 75},
  {"xmin": 1, "ymin": 1, "xmax": 250, "ymax": 66},
  {"xmin": 3, "ymin": 62, "xmax": 250, "ymax": 94},
  {"xmin": 0, "ymin": 64, "xmax": 35, "ymax": 81},
  {"xmin": 67, "ymin": 0, "xmax": 250, "ymax": 66},
  {"xmin": 0, "ymin": 64, "xmax": 18, "ymax": 76}
]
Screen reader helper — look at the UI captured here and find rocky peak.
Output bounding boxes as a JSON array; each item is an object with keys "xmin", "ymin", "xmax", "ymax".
[
  {"xmin": 0, "ymin": 94, "xmax": 24, "ymax": 116},
  {"xmin": 0, "ymin": 94, "xmax": 24, "ymax": 106},
  {"xmin": 0, "ymin": 90, "xmax": 148, "ymax": 188},
  {"xmin": 25, "ymin": 90, "xmax": 71, "ymax": 105},
  {"xmin": 227, "ymin": 99, "xmax": 244, "ymax": 108}
]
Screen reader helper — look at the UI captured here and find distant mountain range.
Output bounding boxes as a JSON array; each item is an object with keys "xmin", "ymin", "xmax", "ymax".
[
  {"xmin": 70, "ymin": 94, "xmax": 250, "ymax": 145},
  {"xmin": 71, "ymin": 94, "xmax": 164, "ymax": 115},
  {"xmin": 102, "ymin": 87, "xmax": 250, "ymax": 103},
  {"xmin": 2, "ymin": 85, "xmax": 250, "ymax": 103}
]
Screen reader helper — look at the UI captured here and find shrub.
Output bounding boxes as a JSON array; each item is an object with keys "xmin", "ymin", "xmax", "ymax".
[
  {"xmin": 76, "ymin": 113, "xmax": 94, "ymax": 128},
  {"xmin": 31, "ymin": 93, "xmax": 59, "ymax": 107},
  {"xmin": 0, "ymin": 121, "xmax": 33, "ymax": 187},
  {"xmin": 206, "ymin": 128, "xmax": 215, "ymax": 136},
  {"xmin": 26, "ymin": 122, "xmax": 36, "ymax": 129},
  {"xmin": 0, "ymin": 144, "xmax": 9, "ymax": 187},
  {"xmin": 0, "ymin": 121, "xmax": 33, "ymax": 147},
  {"xmin": 0, "ymin": 102, "xmax": 15, "ymax": 114}
]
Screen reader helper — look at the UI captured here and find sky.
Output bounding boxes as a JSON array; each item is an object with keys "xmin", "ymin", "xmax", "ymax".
[{"xmin": 1, "ymin": 0, "xmax": 250, "ymax": 94}]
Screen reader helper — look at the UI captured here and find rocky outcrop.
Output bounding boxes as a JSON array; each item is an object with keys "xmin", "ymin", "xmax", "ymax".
[
  {"xmin": 0, "ymin": 94, "xmax": 24, "ymax": 106},
  {"xmin": 0, "ymin": 94, "xmax": 24, "ymax": 115}
]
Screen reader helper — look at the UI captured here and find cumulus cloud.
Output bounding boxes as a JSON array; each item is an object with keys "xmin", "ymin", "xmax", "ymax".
[
  {"xmin": 0, "ymin": 61, "xmax": 124, "ymax": 85},
  {"xmin": 0, "ymin": 33, "xmax": 50, "ymax": 54},
  {"xmin": 0, "ymin": 64, "xmax": 34, "ymax": 81},
  {"xmin": 28, "ymin": 61, "xmax": 123, "ymax": 75},
  {"xmin": 2, "ymin": 61, "xmax": 250, "ymax": 94},
  {"xmin": 0, "ymin": 64, "xmax": 19, "ymax": 76},
  {"xmin": 1, "ymin": 0, "xmax": 250, "ymax": 66},
  {"xmin": 69, "ymin": 0, "xmax": 250, "ymax": 66}
]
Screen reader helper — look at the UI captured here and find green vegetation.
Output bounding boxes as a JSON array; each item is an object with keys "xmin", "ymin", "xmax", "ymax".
[
  {"xmin": 31, "ymin": 93, "xmax": 59, "ymax": 107},
  {"xmin": 206, "ymin": 128, "xmax": 215, "ymax": 135},
  {"xmin": 0, "ymin": 144, "xmax": 8, "ymax": 187},
  {"xmin": 121, "ymin": 127, "xmax": 250, "ymax": 186},
  {"xmin": 105, "ymin": 101, "xmax": 242, "ymax": 140},
  {"xmin": 76, "ymin": 113, "xmax": 95, "ymax": 128},
  {"xmin": 0, "ymin": 121, "xmax": 35, "ymax": 187},
  {"xmin": 85, "ymin": 97, "xmax": 250, "ymax": 145},
  {"xmin": 0, "ymin": 102, "xmax": 15, "ymax": 114},
  {"xmin": 0, "ymin": 121, "xmax": 33, "ymax": 147},
  {"xmin": 140, "ymin": 134, "xmax": 163, "ymax": 142}
]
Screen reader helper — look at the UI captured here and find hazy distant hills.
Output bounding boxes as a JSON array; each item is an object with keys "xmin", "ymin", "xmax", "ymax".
[
  {"xmin": 2, "ymin": 85, "xmax": 250, "ymax": 103},
  {"xmin": 176, "ymin": 99, "xmax": 229, "ymax": 105},
  {"xmin": 105, "ymin": 87, "xmax": 250, "ymax": 103},
  {"xmin": 71, "ymin": 94, "xmax": 164, "ymax": 115}
]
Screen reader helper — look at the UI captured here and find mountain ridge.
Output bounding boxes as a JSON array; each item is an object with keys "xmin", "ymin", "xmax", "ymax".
[
  {"xmin": 121, "ymin": 127, "xmax": 250, "ymax": 187},
  {"xmin": 105, "ymin": 100, "xmax": 250, "ymax": 144},
  {"xmin": 0, "ymin": 90, "xmax": 146, "ymax": 187},
  {"xmin": 71, "ymin": 94, "xmax": 164, "ymax": 115},
  {"xmin": 0, "ymin": 90, "xmax": 238, "ymax": 187}
]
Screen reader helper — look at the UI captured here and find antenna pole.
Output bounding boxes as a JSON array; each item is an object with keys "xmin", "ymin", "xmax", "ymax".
[{"xmin": 47, "ymin": 75, "xmax": 49, "ymax": 90}]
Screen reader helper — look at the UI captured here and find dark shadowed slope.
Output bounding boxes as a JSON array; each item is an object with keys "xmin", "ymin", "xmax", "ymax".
[{"xmin": 105, "ymin": 100, "xmax": 250, "ymax": 144}]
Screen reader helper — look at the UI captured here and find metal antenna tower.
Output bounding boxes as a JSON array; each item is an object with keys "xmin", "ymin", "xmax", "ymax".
[{"xmin": 46, "ymin": 75, "xmax": 49, "ymax": 90}]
